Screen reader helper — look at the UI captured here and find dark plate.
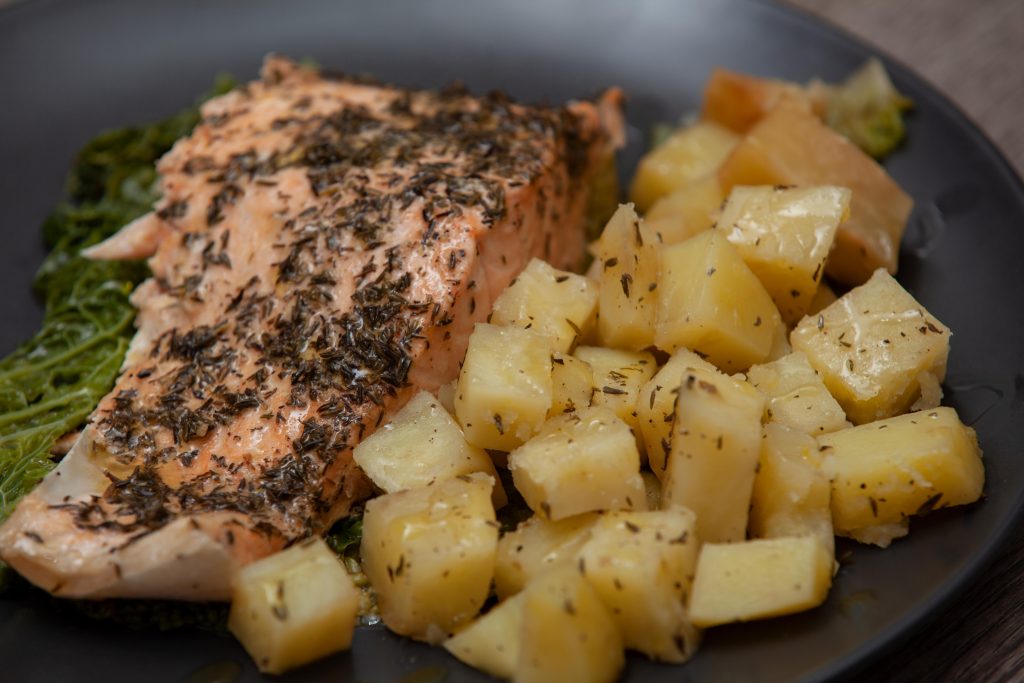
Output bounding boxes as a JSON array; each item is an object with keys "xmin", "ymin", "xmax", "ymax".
[{"xmin": 1, "ymin": 0, "xmax": 1022, "ymax": 681}]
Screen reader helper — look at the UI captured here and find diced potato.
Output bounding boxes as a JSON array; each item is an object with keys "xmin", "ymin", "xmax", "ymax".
[
  {"xmin": 655, "ymin": 230, "xmax": 783, "ymax": 372},
  {"xmin": 592, "ymin": 205, "xmax": 659, "ymax": 350},
  {"xmin": 455, "ymin": 323, "xmax": 553, "ymax": 451},
  {"xmin": 767, "ymin": 317, "xmax": 792, "ymax": 361},
  {"xmin": 701, "ymin": 68, "xmax": 826, "ymax": 134},
  {"xmin": 819, "ymin": 407, "xmax": 984, "ymax": 547},
  {"xmin": 750, "ymin": 424, "xmax": 834, "ymax": 557},
  {"xmin": 689, "ymin": 536, "xmax": 833, "ymax": 628},
  {"xmin": 494, "ymin": 513, "xmax": 599, "ymax": 599},
  {"xmin": 490, "ymin": 258, "xmax": 598, "ymax": 353},
  {"xmin": 643, "ymin": 175, "xmax": 724, "ymax": 246},
  {"xmin": 641, "ymin": 471, "xmax": 662, "ymax": 509},
  {"xmin": 517, "ymin": 566, "xmax": 625, "ymax": 683},
  {"xmin": 807, "ymin": 282, "xmax": 838, "ymax": 316},
  {"xmin": 578, "ymin": 509, "xmax": 701, "ymax": 662},
  {"xmin": 661, "ymin": 365, "xmax": 765, "ymax": 543},
  {"xmin": 790, "ymin": 269, "xmax": 950, "ymax": 425},
  {"xmin": 573, "ymin": 346, "xmax": 656, "ymax": 438},
  {"xmin": 436, "ymin": 379, "xmax": 457, "ymax": 415},
  {"xmin": 228, "ymin": 539, "xmax": 359, "ymax": 675},
  {"xmin": 717, "ymin": 185, "xmax": 850, "ymax": 324},
  {"xmin": 630, "ymin": 121, "xmax": 739, "ymax": 212},
  {"xmin": 360, "ymin": 473, "xmax": 498, "ymax": 640},
  {"xmin": 549, "ymin": 352, "xmax": 594, "ymax": 417},
  {"xmin": 747, "ymin": 352, "xmax": 850, "ymax": 435},
  {"xmin": 444, "ymin": 593, "xmax": 525, "ymax": 680},
  {"xmin": 718, "ymin": 100, "xmax": 913, "ymax": 284},
  {"xmin": 637, "ymin": 348, "xmax": 720, "ymax": 478},
  {"xmin": 509, "ymin": 407, "xmax": 646, "ymax": 520},
  {"xmin": 353, "ymin": 391, "xmax": 505, "ymax": 507}
]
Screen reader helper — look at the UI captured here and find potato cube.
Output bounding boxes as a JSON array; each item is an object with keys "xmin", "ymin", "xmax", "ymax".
[
  {"xmin": 718, "ymin": 100, "xmax": 913, "ymax": 284},
  {"xmin": 661, "ymin": 365, "xmax": 765, "ymax": 543},
  {"xmin": 807, "ymin": 282, "xmax": 838, "ymax": 316},
  {"xmin": 573, "ymin": 346, "xmax": 656, "ymax": 437},
  {"xmin": 750, "ymin": 424, "xmax": 834, "ymax": 557},
  {"xmin": 637, "ymin": 348, "xmax": 720, "ymax": 478},
  {"xmin": 593, "ymin": 205, "xmax": 659, "ymax": 350},
  {"xmin": 643, "ymin": 175, "xmax": 724, "ymax": 246},
  {"xmin": 790, "ymin": 269, "xmax": 950, "ymax": 424},
  {"xmin": 549, "ymin": 352, "xmax": 594, "ymax": 417},
  {"xmin": 444, "ymin": 593, "xmax": 525, "ymax": 680},
  {"xmin": 655, "ymin": 230, "xmax": 783, "ymax": 373},
  {"xmin": 641, "ymin": 471, "xmax": 662, "ymax": 510},
  {"xmin": 455, "ymin": 323, "xmax": 553, "ymax": 451},
  {"xmin": 517, "ymin": 566, "xmax": 625, "ymax": 683},
  {"xmin": 701, "ymin": 68, "xmax": 825, "ymax": 134},
  {"xmin": 354, "ymin": 391, "xmax": 505, "ymax": 507},
  {"xmin": 494, "ymin": 513, "xmax": 599, "ymax": 599},
  {"xmin": 490, "ymin": 258, "xmax": 598, "ymax": 353},
  {"xmin": 747, "ymin": 352, "xmax": 850, "ymax": 435},
  {"xmin": 630, "ymin": 121, "xmax": 739, "ymax": 212},
  {"xmin": 360, "ymin": 473, "xmax": 498, "ymax": 639},
  {"xmin": 509, "ymin": 407, "xmax": 646, "ymax": 520},
  {"xmin": 228, "ymin": 538, "xmax": 359, "ymax": 675},
  {"xmin": 436, "ymin": 379, "xmax": 457, "ymax": 415},
  {"xmin": 819, "ymin": 407, "xmax": 984, "ymax": 547},
  {"xmin": 578, "ymin": 509, "xmax": 701, "ymax": 662},
  {"xmin": 689, "ymin": 536, "xmax": 833, "ymax": 628},
  {"xmin": 717, "ymin": 185, "xmax": 850, "ymax": 324}
]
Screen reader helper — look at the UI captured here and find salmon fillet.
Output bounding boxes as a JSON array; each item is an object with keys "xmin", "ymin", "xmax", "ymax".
[{"xmin": 0, "ymin": 57, "xmax": 624, "ymax": 600}]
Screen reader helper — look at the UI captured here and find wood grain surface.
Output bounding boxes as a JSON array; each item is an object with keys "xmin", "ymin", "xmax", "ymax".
[{"xmin": 788, "ymin": 4, "xmax": 1024, "ymax": 681}]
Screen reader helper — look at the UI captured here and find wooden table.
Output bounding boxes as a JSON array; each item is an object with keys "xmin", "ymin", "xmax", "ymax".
[{"xmin": 788, "ymin": 3, "xmax": 1024, "ymax": 680}]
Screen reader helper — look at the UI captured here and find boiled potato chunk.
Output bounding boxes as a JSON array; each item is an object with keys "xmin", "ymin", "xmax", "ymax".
[
  {"xmin": 643, "ymin": 175, "xmax": 724, "ymax": 246},
  {"xmin": 750, "ymin": 424, "xmax": 834, "ymax": 557},
  {"xmin": 790, "ymin": 269, "xmax": 950, "ymax": 425},
  {"xmin": 360, "ymin": 473, "xmax": 498, "ymax": 640},
  {"xmin": 819, "ymin": 407, "xmax": 984, "ymax": 547},
  {"xmin": 655, "ymin": 230, "xmax": 783, "ymax": 373},
  {"xmin": 578, "ymin": 509, "xmax": 701, "ymax": 662},
  {"xmin": 549, "ymin": 352, "xmax": 594, "ymax": 417},
  {"xmin": 592, "ymin": 204, "xmax": 659, "ymax": 350},
  {"xmin": 494, "ymin": 513, "xmax": 599, "ymax": 599},
  {"xmin": 747, "ymin": 352, "xmax": 850, "ymax": 435},
  {"xmin": 637, "ymin": 348, "xmax": 720, "ymax": 478},
  {"xmin": 701, "ymin": 68, "xmax": 825, "ymax": 134},
  {"xmin": 455, "ymin": 323, "xmax": 553, "ymax": 451},
  {"xmin": 717, "ymin": 185, "xmax": 850, "ymax": 324},
  {"xmin": 444, "ymin": 593, "xmax": 525, "ymax": 680},
  {"xmin": 661, "ymin": 364, "xmax": 765, "ymax": 543},
  {"xmin": 807, "ymin": 282, "xmax": 838, "ymax": 316},
  {"xmin": 490, "ymin": 258, "xmax": 598, "ymax": 353},
  {"xmin": 436, "ymin": 379, "xmax": 457, "ymax": 415},
  {"xmin": 573, "ymin": 345, "xmax": 656, "ymax": 437},
  {"xmin": 689, "ymin": 536, "xmax": 833, "ymax": 628},
  {"xmin": 517, "ymin": 566, "xmax": 625, "ymax": 683},
  {"xmin": 630, "ymin": 121, "xmax": 739, "ymax": 212},
  {"xmin": 718, "ymin": 100, "xmax": 913, "ymax": 284},
  {"xmin": 509, "ymin": 406, "xmax": 646, "ymax": 520},
  {"xmin": 228, "ymin": 538, "xmax": 359, "ymax": 675},
  {"xmin": 353, "ymin": 391, "xmax": 505, "ymax": 507}
]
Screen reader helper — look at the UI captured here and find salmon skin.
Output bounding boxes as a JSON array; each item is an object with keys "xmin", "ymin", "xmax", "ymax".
[{"xmin": 0, "ymin": 56, "xmax": 624, "ymax": 600}]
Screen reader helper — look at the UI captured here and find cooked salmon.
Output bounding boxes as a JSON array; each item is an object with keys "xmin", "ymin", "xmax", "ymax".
[{"xmin": 0, "ymin": 56, "xmax": 624, "ymax": 600}]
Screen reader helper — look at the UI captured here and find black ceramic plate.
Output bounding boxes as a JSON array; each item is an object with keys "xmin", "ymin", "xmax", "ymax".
[{"xmin": 1, "ymin": 0, "xmax": 1022, "ymax": 681}]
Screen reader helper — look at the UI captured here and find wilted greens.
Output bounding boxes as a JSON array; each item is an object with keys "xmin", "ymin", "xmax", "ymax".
[{"xmin": 825, "ymin": 58, "xmax": 913, "ymax": 159}]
